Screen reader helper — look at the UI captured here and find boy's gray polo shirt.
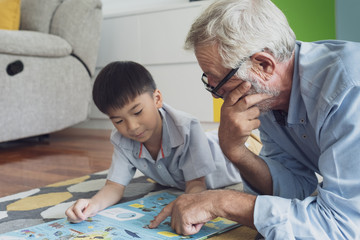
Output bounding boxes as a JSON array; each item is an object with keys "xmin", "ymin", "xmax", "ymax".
[{"xmin": 107, "ymin": 103, "xmax": 218, "ymax": 190}]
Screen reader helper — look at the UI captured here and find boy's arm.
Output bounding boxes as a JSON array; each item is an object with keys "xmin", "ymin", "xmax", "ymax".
[
  {"xmin": 66, "ymin": 180, "xmax": 125, "ymax": 222},
  {"xmin": 91, "ymin": 180, "xmax": 125, "ymax": 209},
  {"xmin": 185, "ymin": 176, "xmax": 207, "ymax": 194}
]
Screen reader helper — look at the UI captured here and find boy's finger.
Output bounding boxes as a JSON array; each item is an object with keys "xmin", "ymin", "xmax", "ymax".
[
  {"xmin": 66, "ymin": 210, "xmax": 83, "ymax": 223},
  {"xmin": 73, "ymin": 207, "xmax": 86, "ymax": 219},
  {"xmin": 72, "ymin": 201, "xmax": 89, "ymax": 221},
  {"xmin": 65, "ymin": 210, "xmax": 77, "ymax": 222},
  {"xmin": 83, "ymin": 204, "xmax": 98, "ymax": 219}
]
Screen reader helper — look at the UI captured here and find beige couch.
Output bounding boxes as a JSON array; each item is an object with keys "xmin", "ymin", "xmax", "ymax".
[{"xmin": 0, "ymin": 0, "xmax": 102, "ymax": 142}]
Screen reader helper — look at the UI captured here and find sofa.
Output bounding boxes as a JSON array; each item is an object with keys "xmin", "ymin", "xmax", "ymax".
[{"xmin": 0, "ymin": 0, "xmax": 102, "ymax": 143}]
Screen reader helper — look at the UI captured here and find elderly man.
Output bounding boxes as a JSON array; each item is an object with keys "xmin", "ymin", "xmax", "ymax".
[{"xmin": 149, "ymin": 0, "xmax": 360, "ymax": 239}]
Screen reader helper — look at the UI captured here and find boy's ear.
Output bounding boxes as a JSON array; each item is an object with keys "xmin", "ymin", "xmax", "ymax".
[{"xmin": 153, "ymin": 89, "xmax": 163, "ymax": 108}]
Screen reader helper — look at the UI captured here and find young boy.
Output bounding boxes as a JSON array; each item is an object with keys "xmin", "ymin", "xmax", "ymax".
[{"xmin": 65, "ymin": 61, "xmax": 242, "ymax": 223}]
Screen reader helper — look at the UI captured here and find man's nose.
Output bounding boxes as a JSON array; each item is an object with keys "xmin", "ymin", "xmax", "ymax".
[{"xmin": 206, "ymin": 76, "xmax": 217, "ymax": 88}]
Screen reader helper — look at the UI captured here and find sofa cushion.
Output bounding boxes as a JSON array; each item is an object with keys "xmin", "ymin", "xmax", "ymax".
[
  {"xmin": 50, "ymin": 0, "xmax": 102, "ymax": 76},
  {"xmin": 20, "ymin": 0, "xmax": 63, "ymax": 33},
  {"xmin": 0, "ymin": 30, "xmax": 72, "ymax": 57},
  {"xmin": 0, "ymin": 0, "xmax": 21, "ymax": 30}
]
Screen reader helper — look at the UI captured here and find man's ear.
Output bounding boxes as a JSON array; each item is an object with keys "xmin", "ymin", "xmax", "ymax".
[
  {"xmin": 153, "ymin": 89, "xmax": 163, "ymax": 109},
  {"xmin": 251, "ymin": 52, "xmax": 276, "ymax": 76}
]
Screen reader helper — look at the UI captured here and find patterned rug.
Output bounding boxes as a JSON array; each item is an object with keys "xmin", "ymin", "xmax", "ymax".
[
  {"xmin": 0, "ymin": 170, "xmax": 171, "ymax": 234},
  {"xmin": 0, "ymin": 171, "xmax": 259, "ymax": 239}
]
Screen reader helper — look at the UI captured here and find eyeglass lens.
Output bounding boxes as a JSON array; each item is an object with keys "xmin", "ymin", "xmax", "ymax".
[{"xmin": 201, "ymin": 67, "xmax": 239, "ymax": 98}]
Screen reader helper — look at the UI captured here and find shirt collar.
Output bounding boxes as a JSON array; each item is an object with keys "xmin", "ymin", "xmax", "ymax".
[
  {"xmin": 264, "ymin": 42, "xmax": 307, "ymax": 127},
  {"xmin": 112, "ymin": 103, "xmax": 185, "ymax": 159},
  {"xmin": 286, "ymin": 41, "xmax": 307, "ymax": 126},
  {"xmin": 159, "ymin": 103, "xmax": 184, "ymax": 149},
  {"xmin": 134, "ymin": 104, "xmax": 184, "ymax": 159}
]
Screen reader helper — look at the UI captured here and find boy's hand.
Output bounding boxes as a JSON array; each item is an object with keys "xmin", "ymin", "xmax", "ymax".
[
  {"xmin": 65, "ymin": 180, "xmax": 126, "ymax": 223},
  {"xmin": 65, "ymin": 199, "xmax": 100, "ymax": 223}
]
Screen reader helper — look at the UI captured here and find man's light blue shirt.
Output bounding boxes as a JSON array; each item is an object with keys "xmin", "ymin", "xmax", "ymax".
[{"xmin": 248, "ymin": 41, "xmax": 360, "ymax": 239}]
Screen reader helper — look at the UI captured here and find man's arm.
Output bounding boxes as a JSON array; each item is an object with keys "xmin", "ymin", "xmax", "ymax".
[
  {"xmin": 226, "ymin": 73, "xmax": 360, "ymax": 239},
  {"xmin": 149, "ymin": 189, "xmax": 256, "ymax": 235},
  {"xmin": 219, "ymin": 81, "xmax": 273, "ymax": 195}
]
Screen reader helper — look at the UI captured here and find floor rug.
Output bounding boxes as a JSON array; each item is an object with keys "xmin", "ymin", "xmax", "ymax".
[
  {"xmin": 0, "ymin": 171, "xmax": 258, "ymax": 239},
  {"xmin": 0, "ymin": 170, "xmax": 171, "ymax": 234}
]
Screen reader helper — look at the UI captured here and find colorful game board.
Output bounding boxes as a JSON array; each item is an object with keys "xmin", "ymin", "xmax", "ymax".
[{"xmin": 0, "ymin": 192, "xmax": 240, "ymax": 240}]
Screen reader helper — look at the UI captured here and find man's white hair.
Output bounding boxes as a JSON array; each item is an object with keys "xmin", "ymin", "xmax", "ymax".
[{"xmin": 185, "ymin": 0, "xmax": 296, "ymax": 68}]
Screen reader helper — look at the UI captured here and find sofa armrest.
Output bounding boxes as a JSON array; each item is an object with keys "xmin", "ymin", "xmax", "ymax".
[
  {"xmin": 50, "ymin": 0, "xmax": 102, "ymax": 76},
  {"xmin": 0, "ymin": 30, "xmax": 71, "ymax": 57}
]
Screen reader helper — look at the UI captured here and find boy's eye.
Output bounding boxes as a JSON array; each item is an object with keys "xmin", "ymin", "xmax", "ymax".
[
  {"xmin": 115, "ymin": 119, "xmax": 123, "ymax": 124},
  {"xmin": 135, "ymin": 109, "xmax": 143, "ymax": 115}
]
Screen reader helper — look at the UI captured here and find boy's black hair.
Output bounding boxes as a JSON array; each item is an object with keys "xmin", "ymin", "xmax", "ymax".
[{"xmin": 93, "ymin": 61, "xmax": 157, "ymax": 114}]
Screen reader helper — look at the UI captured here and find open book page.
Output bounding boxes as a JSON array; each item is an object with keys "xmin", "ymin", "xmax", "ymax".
[{"xmin": 0, "ymin": 192, "xmax": 240, "ymax": 240}]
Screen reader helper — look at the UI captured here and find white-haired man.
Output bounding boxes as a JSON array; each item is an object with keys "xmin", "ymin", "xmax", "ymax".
[{"xmin": 149, "ymin": 0, "xmax": 360, "ymax": 239}]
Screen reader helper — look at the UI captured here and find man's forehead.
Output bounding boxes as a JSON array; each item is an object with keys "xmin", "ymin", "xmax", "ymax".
[
  {"xmin": 195, "ymin": 45, "xmax": 223, "ymax": 66},
  {"xmin": 195, "ymin": 45, "xmax": 229, "ymax": 77}
]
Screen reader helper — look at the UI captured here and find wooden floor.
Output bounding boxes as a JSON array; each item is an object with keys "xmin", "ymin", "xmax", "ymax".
[{"xmin": 0, "ymin": 128, "xmax": 113, "ymax": 198}]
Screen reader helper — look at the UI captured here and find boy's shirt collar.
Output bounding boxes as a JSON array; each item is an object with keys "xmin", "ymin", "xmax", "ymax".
[
  {"xmin": 159, "ymin": 103, "xmax": 184, "ymax": 148},
  {"xmin": 137, "ymin": 104, "xmax": 184, "ymax": 160},
  {"xmin": 112, "ymin": 103, "xmax": 185, "ymax": 160}
]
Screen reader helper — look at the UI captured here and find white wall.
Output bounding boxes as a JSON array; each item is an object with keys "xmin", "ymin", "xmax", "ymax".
[
  {"xmin": 81, "ymin": 0, "xmax": 214, "ymax": 130},
  {"xmin": 101, "ymin": 0, "xmax": 191, "ymax": 16}
]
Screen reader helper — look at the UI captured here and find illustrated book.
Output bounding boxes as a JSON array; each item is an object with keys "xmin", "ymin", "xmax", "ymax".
[{"xmin": 0, "ymin": 192, "xmax": 240, "ymax": 240}]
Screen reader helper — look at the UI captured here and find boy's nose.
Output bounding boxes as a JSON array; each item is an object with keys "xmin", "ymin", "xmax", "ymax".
[{"xmin": 127, "ymin": 120, "xmax": 139, "ymax": 132}]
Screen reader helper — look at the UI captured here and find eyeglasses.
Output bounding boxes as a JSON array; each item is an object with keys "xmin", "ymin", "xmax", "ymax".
[
  {"xmin": 201, "ymin": 54, "xmax": 256, "ymax": 98},
  {"xmin": 201, "ymin": 67, "xmax": 239, "ymax": 99}
]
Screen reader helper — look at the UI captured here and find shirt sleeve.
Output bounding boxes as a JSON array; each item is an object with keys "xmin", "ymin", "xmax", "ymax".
[
  {"xmin": 256, "ymin": 130, "xmax": 318, "ymax": 199},
  {"xmin": 252, "ymin": 87, "xmax": 360, "ymax": 239},
  {"xmin": 107, "ymin": 141, "xmax": 136, "ymax": 186},
  {"xmin": 179, "ymin": 120, "xmax": 217, "ymax": 181}
]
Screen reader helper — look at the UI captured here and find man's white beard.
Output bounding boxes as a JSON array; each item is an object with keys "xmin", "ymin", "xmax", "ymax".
[{"xmin": 236, "ymin": 62, "xmax": 280, "ymax": 112}]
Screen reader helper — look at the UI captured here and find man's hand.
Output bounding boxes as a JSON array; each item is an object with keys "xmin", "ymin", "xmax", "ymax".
[
  {"xmin": 148, "ymin": 191, "xmax": 219, "ymax": 235},
  {"xmin": 219, "ymin": 81, "xmax": 271, "ymax": 162},
  {"xmin": 149, "ymin": 190, "xmax": 256, "ymax": 235},
  {"xmin": 219, "ymin": 81, "xmax": 274, "ymax": 194}
]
